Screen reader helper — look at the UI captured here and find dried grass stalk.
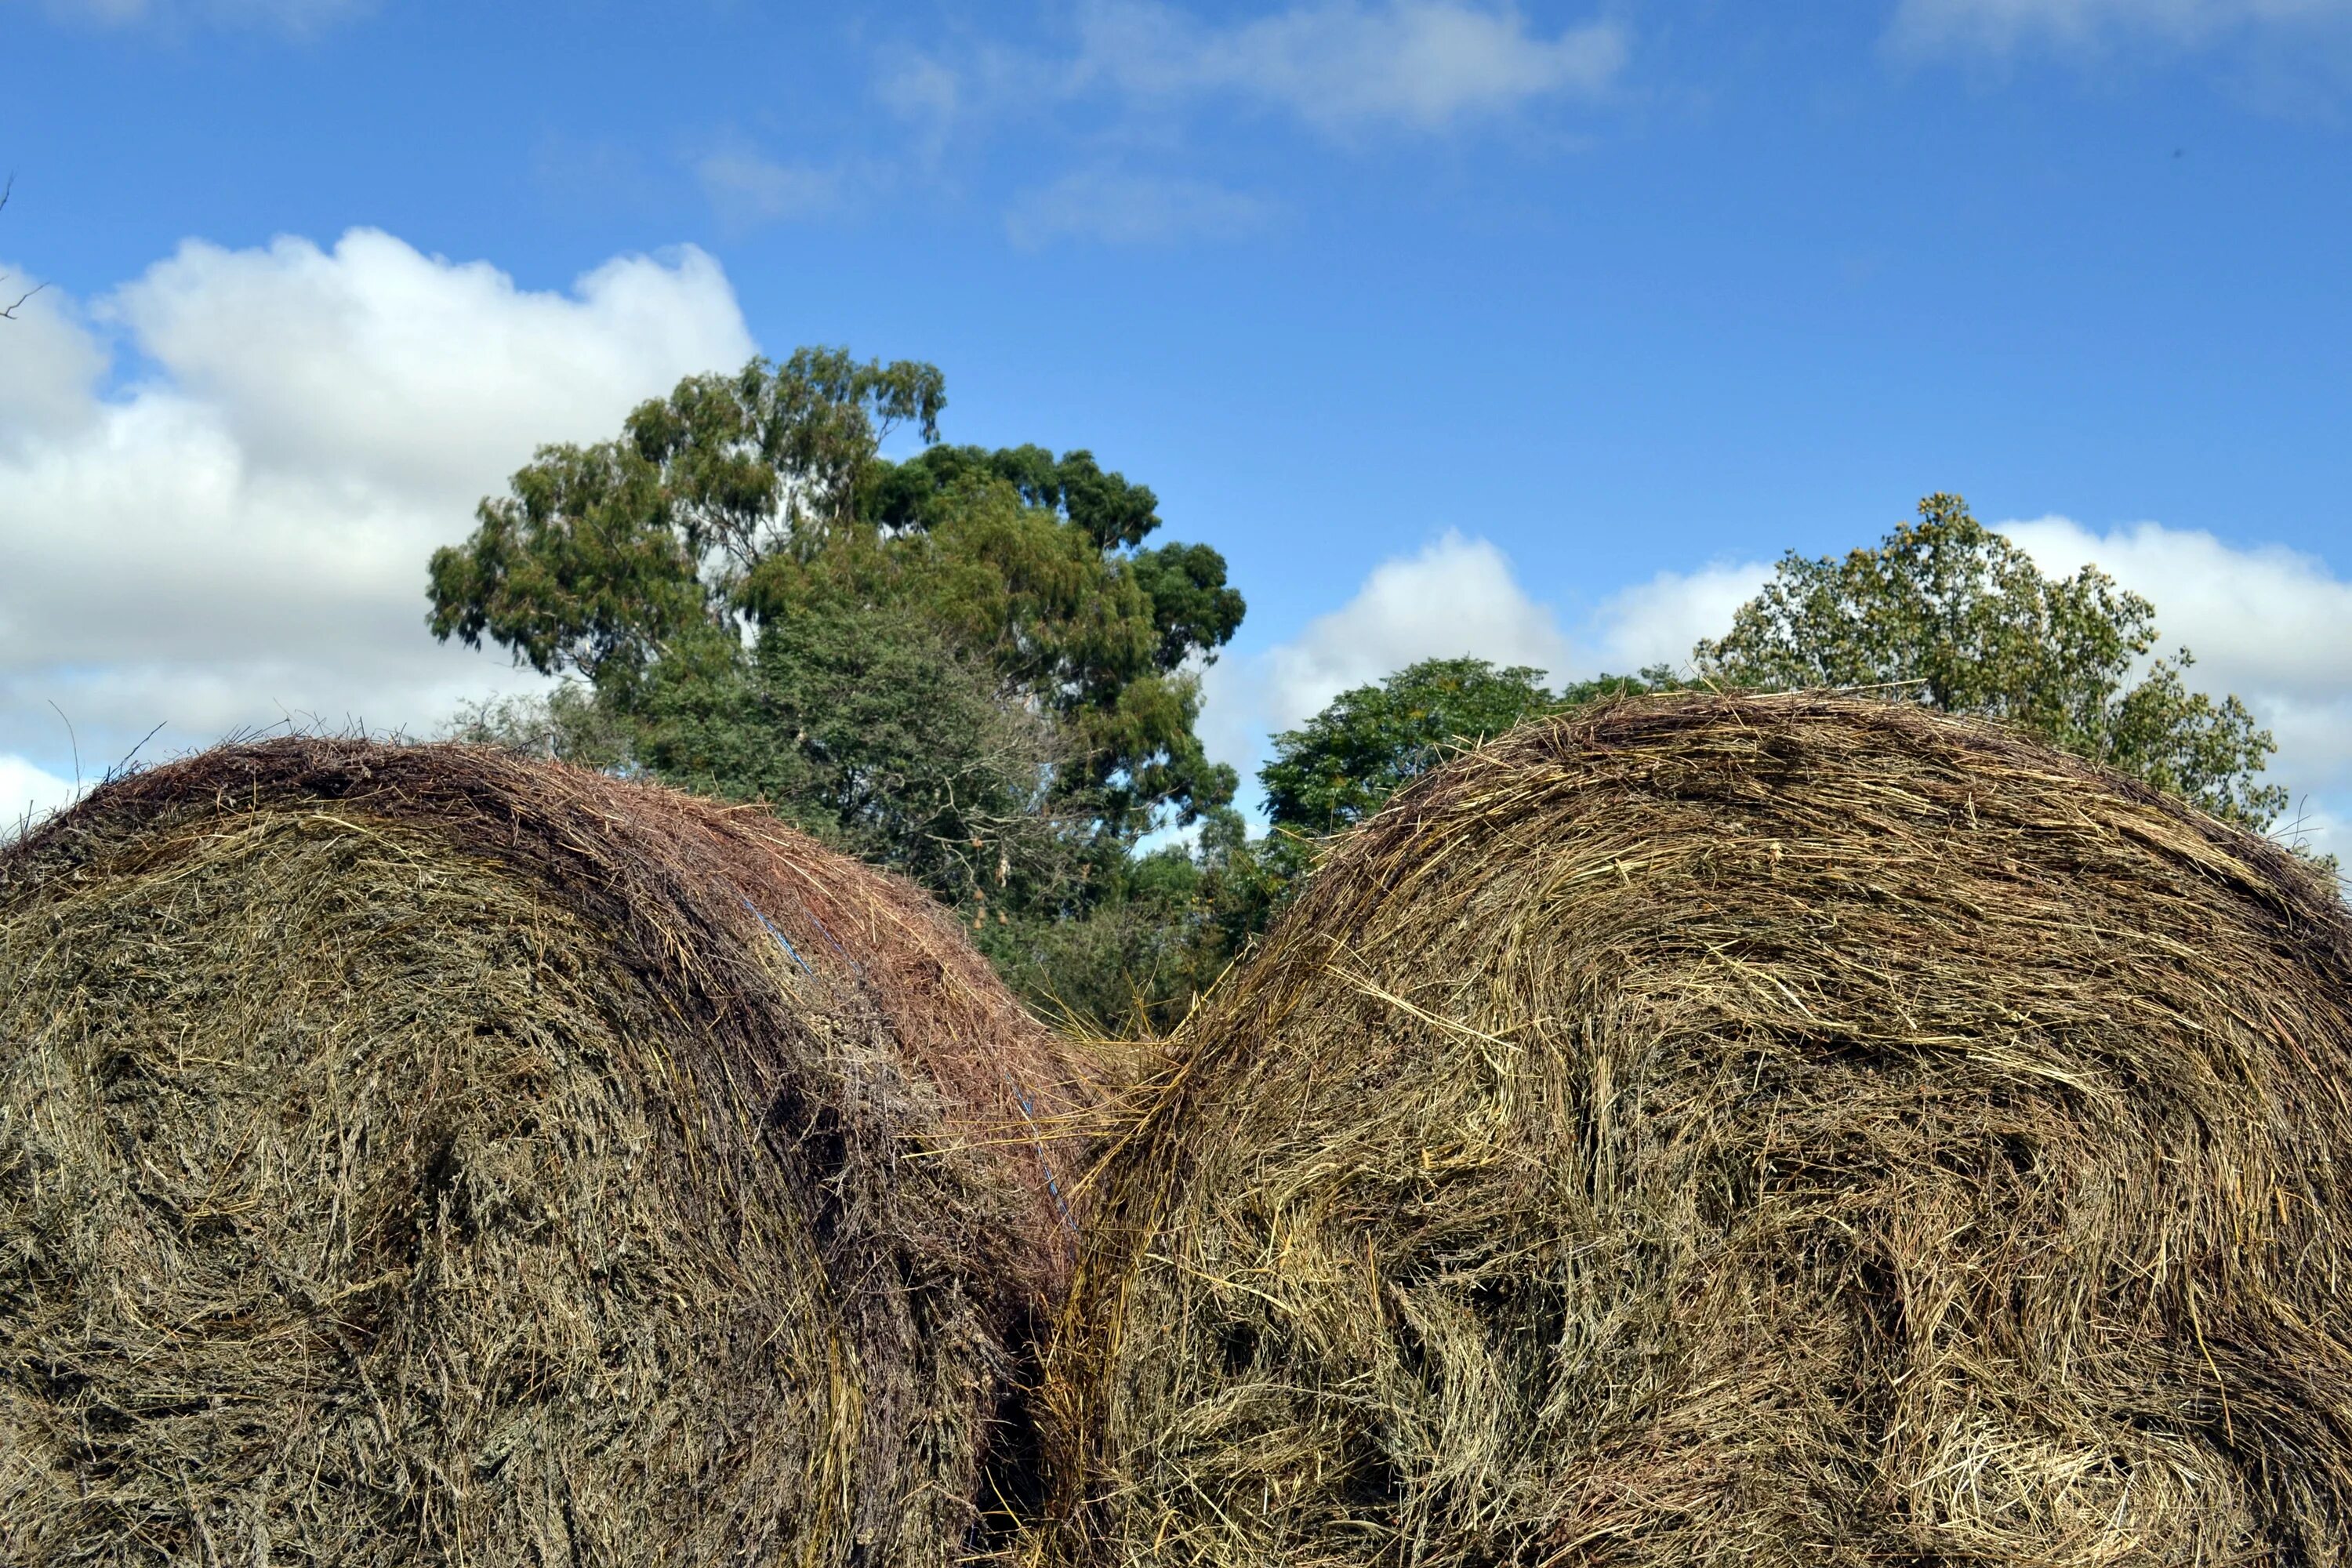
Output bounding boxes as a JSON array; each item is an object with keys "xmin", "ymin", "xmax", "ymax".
[
  {"xmin": 1038, "ymin": 692, "xmax": 2352, "ymax": 1567},
  {"xmin": 0, "ymin": 738, "xmax": 1091, "ymax": 1567}
]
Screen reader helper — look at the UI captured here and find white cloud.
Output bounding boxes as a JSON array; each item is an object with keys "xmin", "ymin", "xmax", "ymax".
[
  {"xmin": 1260, "ymin": 531, "xmax": 1570, "ymax": 730},
  {"xmin": 1197, "ymin": 535, "xmax": 1773, "ymax": 812},
  {"xmin": 1005, "ymin": 168, "xmax": 1276, "ymax": 246},
  {"xmin": 1204, "ymin": 542, "xmax": 1773, "ymax": 742},
  {"xmin": 1075, "ymin": 0, "xmax": 1626, "ymax": 132},
  {"xmin": 1, "ymin": 229, "xmax": 755, "ymax": 772},
  {"xmin": 2000, "ymin": 518, "xmax": 2352, "ymax": 697},
  {"xmin": 0, "ymin": 754, "xmax": 82, "ymax": 838},
  {"xmin": 0, "ymin": 278, "xmax": 105, "ymax": 445},
  {"xmin": 1890, "ymin": 0, "xmax": 2352, "ymax": 54},
  {"xmin": 1200, "ymin": 517, "xmax": 2352, "ymax": 865},
  {"xmin": 1999, "ymin": 516, "xmax": 2352, "ymax": 859},
  {"xmin": 1576, "ymin": 557, "xmax": 1775, "ymax": 675},
  {"xmin": 891, "ymin": 1, "xmax": 1626, "ymax": 146},
  {"xmin": 1198, "ymin": 530, "xmax": 1570, "ymax": 789},
  {"xmin": 100, "ymin": 230, "xmax": 745, "ymax": 497}
]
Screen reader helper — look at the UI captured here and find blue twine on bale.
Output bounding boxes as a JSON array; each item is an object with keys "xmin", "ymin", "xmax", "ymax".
[
  {"xmin": 796, "ymin": 897, "xmax": 861, "ymax": 975},
  {"xmin": 738, "ymin": 893, "xmax": 818, "ymax": 979},
  {"xmin": 1002, "ymin": 1070, "xmax": 1080, "ymax": 1240}
]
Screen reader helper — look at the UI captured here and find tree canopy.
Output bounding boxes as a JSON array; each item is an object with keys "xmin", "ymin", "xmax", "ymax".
[
  {"xmin": 428, "ymin": 349, "xmax": 1246, "ymax": 891},
  {"xmin": 1694, "ymin": 493, "xmax": 2287, "ymax": 827},
  {"xmin": 1252, "ymin": 659, "xmax": 1678, "ymax": 902},
  {"xmin": 1261, "ymin": 659, "xmax": 1564, "ymax": 838},
  {"xmin": 626, "ymin": 600, "xmax": 1087, "ymax": 910},
  {"xmin": 426, "ymin": 350, "xmax": 946, "ymax": 697},
  {"xmin": 437, "ymin": 441, "xmax": 2323, "ymax": 1029}
]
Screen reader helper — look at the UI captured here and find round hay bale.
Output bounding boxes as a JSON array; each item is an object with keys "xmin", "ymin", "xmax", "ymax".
[
  {"xmin": 0, "ymin": 738, "xmax": 1090, "ymax": 1567},
  {"xmin": 1040, "ymin": 693, "xmax": 2352, "ymax": 1566}
]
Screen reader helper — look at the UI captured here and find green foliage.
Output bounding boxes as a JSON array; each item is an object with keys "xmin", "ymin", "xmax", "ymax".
[
  {"xmin": 427, "ymin": 350, "xmax": 943, "ymax": 701},
  {"xmin": 745, "ymin": 463, "xmax": 1242, "ymax": 837},
  {"xmin": 429, "ymin": 347, "xmax": 1251, "ymax": 1027},
  {"xmin": 1252, "ymin": 658, "xmax": 1680, "ymax": 911},
  {"xmin": 978, "ymin": 808, "xmax": 1279, "ymax": 1036},
  {"xmin": 425, "ymin": 441, "xmax": 704, "ymax": 701},
  {"xmin": 626, "ymin": 603, "xmax": 1092, "ymax": 913},
  {"xmin": 1262, "ymin": 659, "xmax": 1563, "ymax": 838},
  {"xmin": 1261, "ymin": 658, "xmax": 1682, "ymax": 838},
  {"xmin": 444, "ymin": 681, "xmax": 633, "ymax": 768},
  {"xmin": 2103, "ymin": 653, "xmax": 2294, "ymax": 830},
  {"xmin": 865, "ymin": 442, "xmax": 1163, "ymax": 550},
  {"xmin": 429, "ymin": 347, "xmax": 1243, "ymax": 844},
  {"xmin": 1695, "ymin": 493, "xmax": 2288, "ymax": 828}
]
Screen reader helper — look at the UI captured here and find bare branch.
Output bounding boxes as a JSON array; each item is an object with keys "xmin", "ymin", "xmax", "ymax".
[{"xmin": 0, "ymin": 173, "xmax": 44, "ymax": 321}]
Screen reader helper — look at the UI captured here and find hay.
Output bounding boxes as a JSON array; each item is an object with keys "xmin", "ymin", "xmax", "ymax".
[
  {"xmin": 1037, "ymin": 692, "xmax": 2352, "ymax": 1567},
  {"xmin": 0, "ymin": 738, "xmax": 1091, "ymax": 1567}
]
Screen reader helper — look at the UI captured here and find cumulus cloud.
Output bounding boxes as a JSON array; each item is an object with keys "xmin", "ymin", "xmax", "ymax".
[
  {"xmin": 1005, "ymin": 168, "xmax": 1276, "ymax": 246},
  {"xmin": 1999, "ymin": 516, "xmax": 2352, "ymax": 858},
  {"xmin": 0, "ymin": 229, "xmax": 754, "ymax": 785},
  {"xmin": 1199, "ymin": 517, "xmax": 2350, "ymax": 863},
  {"xmin": 1574, "ymin": 557, "xmax": 1775, "ymax": 674},
  {"xmin": 1261, "ymin": 531, "xmax": 1571, "ymax": 729},
  {"xmin": 0, "ymin": 279, "xmax": 105, "ymax": 445},
  {"xmin": 1889, "ymin": 0, "xmax": 2352, "ymax": 54},
  {"xmin": 1198, "ymin": 535, "xmax": 1782, "ymax": 811},
  {"xmin": 1198, "ymin": 530, "xmax": 1572, "ymax": 791},
  {"xmin": 0, "ymin": 754, "xmax": 81, "ymax": 838},
  {"xmin": 99, "ymin": 230, "xmax": 747, "ymax": 496}
]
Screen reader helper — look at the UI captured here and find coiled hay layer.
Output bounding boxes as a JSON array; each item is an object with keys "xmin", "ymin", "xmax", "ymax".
[
  {"xmin": 0, "ymin": 739, "xmax": 1087, "ymax": 1567},
  {"xmin": 1042, "ymin": 694, "xmax": 2352, "ymax": 1568}
]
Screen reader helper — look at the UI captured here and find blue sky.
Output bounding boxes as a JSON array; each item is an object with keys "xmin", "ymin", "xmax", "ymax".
[{"xmin": 4, "ymin": 0, "xmax": 2350, "ymax": 848}]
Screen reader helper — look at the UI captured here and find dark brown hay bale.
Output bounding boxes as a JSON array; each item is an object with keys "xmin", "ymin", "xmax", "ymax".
[
  {"xmin": 0, "ymin": 738, "xmax": 1090, "ymax": 1567},
  {"xmin": 1039, "ymin": 693, "xmax": 2352, "ymax": 1567}
]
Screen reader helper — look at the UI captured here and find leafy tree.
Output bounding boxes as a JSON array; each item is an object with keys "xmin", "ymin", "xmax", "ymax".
[
  {"xmin": 1260, "ymin": 658, "xmax": 1679, "ymax": 839},
  {"xmin": 1261, "ymin": 658, "xmax": 1564, "ymax": 838},
  {"xmin": 626, "ymin": 600, "xmax": 1092, "ymax": 911},
  {"xmin": 865, "ymin": 441, "xmax": 1163, "ymax": 550},
  {"xmin": 427, "ymin": 350, "xmax": 1245, "ymax": 885},
  {"xmin": 1693, "ymin": 493, "xmax": 2288, "ymax": 827},
  {"xmin": 1247, "ymin": 658, "xmax": 1678, "ymax": 916},
  {"xmin": 426, "ymin": 350, "xmax": 945, "ymax": 702},
  {"xmin": 746, "ymin": 447, "xmax": 1243, "ymax": 837},
  {"xmin": 978, "ymin": 807, "xmax": 1278, "ymax": 1036}
]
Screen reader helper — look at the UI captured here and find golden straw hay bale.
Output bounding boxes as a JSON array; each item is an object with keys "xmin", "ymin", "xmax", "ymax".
[
  {"xmin": 0, "ymin": 738, "xmax": 1090, "ymax": 1567},
  {"xmin": 1039, "ymin": 693, "xmax": 2352, "ymax": 1568}
]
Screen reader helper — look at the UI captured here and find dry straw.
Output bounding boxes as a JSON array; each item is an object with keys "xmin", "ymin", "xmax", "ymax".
[
  {"xmin": 0, "ymin": 738, "xmax": 1091, "ymax": 1567},
  {"xmin": 1037, "ymin": 692, "xmax": 2352, "ymax": 1567}
]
